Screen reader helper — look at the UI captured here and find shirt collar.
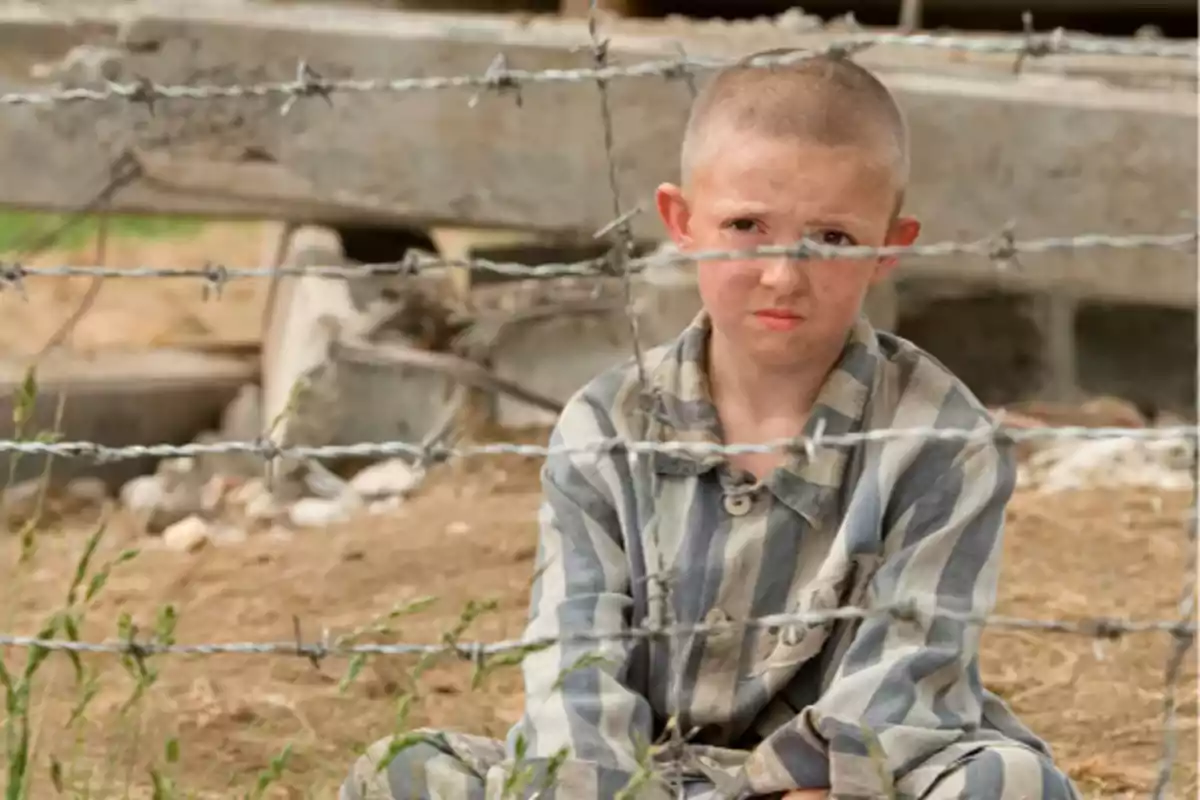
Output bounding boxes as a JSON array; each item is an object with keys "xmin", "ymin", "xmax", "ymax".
[{"xmin": 644, "ymin": 310, "xmax": 881, "ymax": 525}]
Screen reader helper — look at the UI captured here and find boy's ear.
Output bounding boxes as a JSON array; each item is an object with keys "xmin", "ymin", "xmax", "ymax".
[
  {"xmin": 872, "ymin": 215, "xmax": 920, "ymax": 282},
  {"xmin": 654, "ymin": 182, "xmax": 692, "ymax": 248}
]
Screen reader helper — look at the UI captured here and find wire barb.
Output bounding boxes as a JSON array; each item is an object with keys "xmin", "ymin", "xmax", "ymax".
[
  {"xmin": 280, "ymin": 60, "xmax": 334, "ymax": 116},
  {"xmin": 0, "ymin": 261, "xmax": 28, "ymax": 298},
  {"xmin": 1, "ymin": 607, "xmax": 1194, "ymax": 660},
  {"xmin": 0, "ymin": 31, "xmax": 1194, "ymax": 108},
  {"xmin": 0, "ymin": 424, "xmax": 1191, "ymax": 464},
  {"xmin": 3, "ymin": 229, "xmax": 1194, "ymax": 286}
]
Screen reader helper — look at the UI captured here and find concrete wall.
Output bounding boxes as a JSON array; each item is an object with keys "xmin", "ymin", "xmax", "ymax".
[
  {"xmin": 0, "ymin": 4, "xmax": 1192, "ymax": 435},
  {"xmin": 0, "ymin": 350, "xmax": 256, "ymax": 488},
  {"xmin": 893, "ymin": 280, "xmax": 1197, "ymax": 416}
]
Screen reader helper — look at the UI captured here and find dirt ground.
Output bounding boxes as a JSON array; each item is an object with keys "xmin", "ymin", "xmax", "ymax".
[
  {"xmin": 1, "ymin": 223, "xmax": 1197, "ymax": 799},
  {"xmin": 2, "ymin": 460, "xmax": 1196, "ymax": 799}
]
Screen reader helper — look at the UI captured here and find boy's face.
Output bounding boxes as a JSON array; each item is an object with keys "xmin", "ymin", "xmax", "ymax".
[{"xmin": 655, "ymin": 130, "xmax": 920, "ymax": 371}]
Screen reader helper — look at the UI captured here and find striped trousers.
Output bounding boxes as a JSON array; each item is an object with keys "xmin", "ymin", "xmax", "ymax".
[{"xmin": 339, "ymin": 729, "xmax": 1080, "ymax": 800}]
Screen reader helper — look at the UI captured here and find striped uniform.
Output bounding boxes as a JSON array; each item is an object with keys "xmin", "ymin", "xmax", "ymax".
[{"xmin": 342, "ymin": 312, "xmax": 1079, "ymax": 800}]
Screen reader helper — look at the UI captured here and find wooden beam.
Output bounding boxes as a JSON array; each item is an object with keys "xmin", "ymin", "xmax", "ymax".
[{"xmin": 0, "ymin": 2, "xmax": 1194, "ymax": 306}]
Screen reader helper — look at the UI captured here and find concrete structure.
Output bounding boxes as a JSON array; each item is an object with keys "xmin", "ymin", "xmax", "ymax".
[
  {"xmin": 0, "ymin": 349, "xmax": 257, "ymax": 488},
  {"xmin": 0, "ymin": 7, "xmax": 1192, "ymax": 284},
  {"xmin": 0, "ymin": 3, "xmax": 1194, "ymax": 424},
  {"xmin": 261, "ymin": 225, "xmax": 457, "ymax": 452}
]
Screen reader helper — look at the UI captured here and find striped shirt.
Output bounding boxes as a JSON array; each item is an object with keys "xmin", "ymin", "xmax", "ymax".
[{"xmin": 506, "ymin": 310, "xmax": 1059, "ymax": 799}]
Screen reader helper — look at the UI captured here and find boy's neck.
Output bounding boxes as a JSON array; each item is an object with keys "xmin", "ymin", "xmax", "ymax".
[{"xmin": 707, "ymin": 328, "xmax": 843, "ymax": 435}]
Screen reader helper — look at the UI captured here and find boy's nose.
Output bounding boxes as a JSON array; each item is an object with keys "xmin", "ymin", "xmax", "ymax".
[{"xmin": 759, "ymin": 255, "xmax": 806, "ymax": 291}]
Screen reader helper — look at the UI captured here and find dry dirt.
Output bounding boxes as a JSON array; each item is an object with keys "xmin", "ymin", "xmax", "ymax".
[
  {"xmin": 2, "ymin": 461, "xmax": 1197, "ymax": 800},
  {"xmin": 0, "ymin": 224, "xmax": 1197, "ymax": 800}
]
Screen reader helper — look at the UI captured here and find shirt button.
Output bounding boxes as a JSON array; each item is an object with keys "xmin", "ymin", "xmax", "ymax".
[
  {"xmin": 780, "ymin": 625, "xmax": 805, "ymax": 646},
  {"xmin": 704, "ymin": 607, "xmax": 730, "ymax": 627},
  {"xmin": 723, "ymin": 493, "xmax": 753, "ymax": 516}
]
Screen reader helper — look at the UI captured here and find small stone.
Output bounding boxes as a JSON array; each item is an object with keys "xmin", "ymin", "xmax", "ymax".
[
  {"xmin": 211, "ymin": 525, "xmax": 249, "ymax": 547},
  {"xmin": 245, "ymin": 492, "xmax": 284, "ymax": 524},
  {"xmin": 162, "ymin": 515, "xmax": 211, "ymax": 553},
  {"xmin": 350, "ymin": 459, "xmax": 424, "ymax": 499},
  {"xmin": 120, "ymin": 473, "xmax": 204, "ymax": 534},
  {"xmin": 157, "ymin": 456, "xmax": 198, "ymax": 480},
  {"xmin": 120, "ymin": 474, "xmax": 165, "ymax": 513},
  {"xmin": 445, "ymin": 520, "xmax": 470, "ymax": 537},
  {"xmin": 1, "ymin": 479, "xmax": 44, "ymax": 525},
  {"xmin": 367, "ymin": 496, "xmax": 405, "ymax": 515},
  {"xmin": 229, "ymin": 477, "xmax": 291, "ymax": 525},
  {"xmin": 229, "ymin": 478, "xmax": 269, "ymax": 507},
  {"xmin": 304, "ymin": 460, "xmax": 353, "ymax": 500},
  {"xmin": 288, "ymin": 497, "xmax": 353, "ymax": 528},
  {"xmin": 65, "ymin": 476, "xmax": 109, "ymax": 504},
  {"xmin": 200, "ymin": 475, "xmax": 237, "ymax": 515},
  {"xmin": 53, "ymin": 476, "xmax": 111, "ymax": 517}
]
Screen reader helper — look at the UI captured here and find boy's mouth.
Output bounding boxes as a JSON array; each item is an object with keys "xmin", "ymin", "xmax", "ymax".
[{"xmin": 753, "ymin": 308, "xmax": 803, "ymax": 330}]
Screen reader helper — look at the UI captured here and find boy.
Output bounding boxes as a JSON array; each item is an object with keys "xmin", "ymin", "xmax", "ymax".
[{"xmin": 342, "ymin": 51, "xmax": 1079, "ymax": 800}]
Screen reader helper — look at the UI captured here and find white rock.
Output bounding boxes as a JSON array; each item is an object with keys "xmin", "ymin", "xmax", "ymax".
[
  {"xmin": 245, "ymin": 492, "xmax": 285, "ymax": 524},
  {"xmin": 158, "ymin": 457, "xmax": 198, "ymax": 479},
  {"xmin": 229, "ymin": 478, "xmax": 269, "ymax": 507},
  {"xmin": 367, "ymin": 496, "xmax": 405, "ymax": 515},
  {"xmin": 349, "ymin": 459, "xmax": 424, "ymax": 498},
  {"xmin": 65, "ymin": 477, "xmax": 109, "ymax": 505},
  {"xmin": 119, "ymin": 473, "xmax": 203, "ymax": 534},
  {"xmin": 120, "ymin": 475, "xmax": 166, "ymax": 513},
  {"xmin": 288, "ymin": 497, "xmax": 354, "ymax": 528},
  {"xmin": 445, "ymin": 520, "xmax": 471, "ymax": 537},
  {"xmin": 1, "ymin": 479, "xmax": 44, "ymax": 524},
  {"xmin": 1026, "ymin": 437, "xmax": 1194, "ymax": 493},
  {"xmin": 211, "ymin": 525, "xmax": 249, "ymax": 547},
  {"xmin": 200, "ymin": 475, "xmax": 236, "ymax": 514},
  {"xmin": 162, "ymin": 515, "xmax": 211, "ymax": 553},
  {"xmin": 304, "ymin": 460, "xmax": 353, "ymax": 500}
]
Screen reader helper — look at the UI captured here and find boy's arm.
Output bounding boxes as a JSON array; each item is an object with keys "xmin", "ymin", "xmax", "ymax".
[
  {"xmin": 504, "ymin": 413, "xmax": 671, "ymax": 799},
  {"xmin": 743, "ymin": 435, "xmax": 1016, "ymax": 798}
]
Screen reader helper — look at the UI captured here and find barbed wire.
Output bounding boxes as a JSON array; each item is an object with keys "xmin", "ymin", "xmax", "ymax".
[
  {"xmin": 0, "ymin": 424, "xmax": 1194, "ymax": 464},
  {"xmin": 0, "ymin": 30, "xmax": 1194, "ymax": 109},
  {"xmin": 1, "ymin": 230, "xmax": 1194, "ymax": 290},
  {"xmin": 2, "ymin": 606, "xmax": 1195, "ymax": 662},
  {"xmin": 0, "ymin": 10, "xmax": 1196, "ymax": 799}
]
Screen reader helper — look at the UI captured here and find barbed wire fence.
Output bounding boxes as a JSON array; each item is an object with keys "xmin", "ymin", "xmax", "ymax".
[{"xmin": 0, "ymin": 7, "xmax": 1197, "ymax": 800}]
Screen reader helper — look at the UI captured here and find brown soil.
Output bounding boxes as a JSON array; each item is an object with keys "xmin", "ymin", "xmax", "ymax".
[
  {"xmin": 0, "ymin": 459, "xmax": 1195, "ymax": 799},
  {"xmin": 0, "ymin": 224, "xmax": 1196, "ymax": 799}
]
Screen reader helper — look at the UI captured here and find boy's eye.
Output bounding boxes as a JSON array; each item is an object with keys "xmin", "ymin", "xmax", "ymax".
[
  {"xmin": 724, "ymin": 218, "xmax": 760, "ymax": 233},
  {"xmin": 815, "ymin": 230, "xmax": 855, "ymax": 247}
]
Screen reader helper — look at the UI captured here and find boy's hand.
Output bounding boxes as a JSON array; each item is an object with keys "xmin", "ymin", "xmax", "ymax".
[{"xmin": 782, "ymin": 791, "xmax": 829, "ymax": 799}]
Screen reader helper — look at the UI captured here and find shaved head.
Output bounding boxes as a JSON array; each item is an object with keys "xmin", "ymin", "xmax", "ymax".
[{"xmin": 680, "ymin": 50, "xmax": 910, "ymax": 214}]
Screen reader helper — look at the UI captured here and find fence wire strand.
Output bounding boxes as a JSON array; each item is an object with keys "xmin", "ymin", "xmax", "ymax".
[
  {"xmin": 0, "ymin": 424, "xmax": 1195, "ymax": 463},
  {"xmin": 0, "ymin": 30, "xmax": 1194, "ymax": 108},
  {"xmin": 1, "ymin": 230, "xmax": 1195, "ymax": 290},
  {"xmin": 1, "ymin": 608, "xmax": 1196, "ymax": 661},
  {"xmin": 0, "ymin": 12, "xmax": 1197, "ymax": 799}
]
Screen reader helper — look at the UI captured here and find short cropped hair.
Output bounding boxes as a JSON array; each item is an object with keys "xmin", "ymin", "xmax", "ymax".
[{"xmin": 680, "ymin": 49, "xmax": 911, "ymax": 212}]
